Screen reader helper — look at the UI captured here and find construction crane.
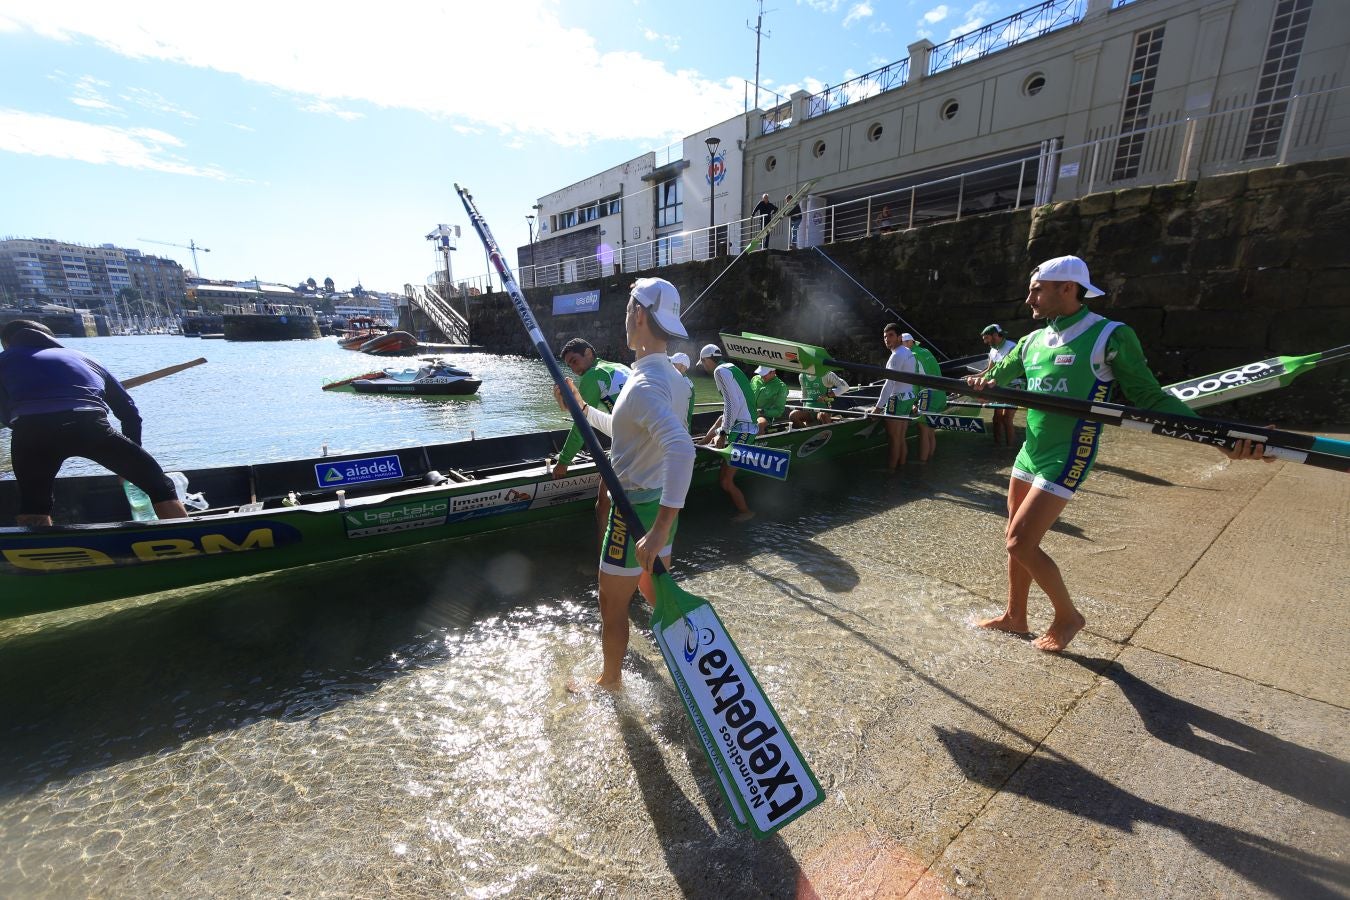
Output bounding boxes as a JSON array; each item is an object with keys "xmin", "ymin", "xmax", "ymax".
[{"xmin": 139, "ymin": 238, "xmax": 211, "ymax": 275}]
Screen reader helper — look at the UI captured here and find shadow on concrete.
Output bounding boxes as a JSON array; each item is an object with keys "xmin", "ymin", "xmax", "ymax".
[
  {"xmin": 935, "ymin": 725, "xmax": 1350, "ymax": 898},
  {"xmin": 1083, "ymin": 658, "xmax": 1350, "ymax": 819},
  {"xmin": 1091, "ymin": 461, "xmax": 1178, "ymax": 487}
]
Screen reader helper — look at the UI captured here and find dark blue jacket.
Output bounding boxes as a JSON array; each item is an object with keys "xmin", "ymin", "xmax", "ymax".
[{"xmin": 0, "ymin": 328, "xmax": 143, "ymax": 444}]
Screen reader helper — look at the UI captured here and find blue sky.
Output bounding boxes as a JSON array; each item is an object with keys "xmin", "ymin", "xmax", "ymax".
[{"xmin": 1, "ymin": 0, "xmax": 1022, "ymax": 293}]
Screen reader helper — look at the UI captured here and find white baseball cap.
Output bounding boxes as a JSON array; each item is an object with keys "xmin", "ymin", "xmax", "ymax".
[
  {"xmin": 669, "ymin": 352, "xmax": 690, "ymax": 368},
  {"xmin": 699, "ymin": 343, "xmax": 722, "ymax": 360},
  {"xmin": 1030, "ymin": 255, "xmax": 1104, "ymax": 298},
  {"xmin": 900, "ymin": 333, "xmax": 914, "ymax": 342},
  {"xmin": 630, "ymin": 277, "xmax": 689, "ymax": 338},
  {"xmin": 754, "ymin": 365, "xmax": 774, "ymax": 376}
]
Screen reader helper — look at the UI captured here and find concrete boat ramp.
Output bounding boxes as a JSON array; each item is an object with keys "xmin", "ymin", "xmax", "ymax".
[{"xmin": 662, "ymin": 426, "xmax": 1349, "ymax": 898}]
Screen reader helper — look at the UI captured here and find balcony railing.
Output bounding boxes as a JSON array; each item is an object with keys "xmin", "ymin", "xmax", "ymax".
[
  {"xmin": 804, "ymin": 58, "xmax": 911, "ymax": 120},
  {"xmin": 928, "ymin": 0, "xmax": 1086, "ymax": 76}
]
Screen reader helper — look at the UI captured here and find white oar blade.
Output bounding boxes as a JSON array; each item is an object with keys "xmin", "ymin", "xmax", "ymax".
[{"xmin": 654, "ymin": 605, "xmax": 824, "ymax": 838}]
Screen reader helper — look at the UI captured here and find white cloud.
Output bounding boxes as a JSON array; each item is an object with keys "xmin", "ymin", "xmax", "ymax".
[
  {"xmin": 70, "ymin": 74, "xmax": 121, "ymax": 114},
  {"xmin": 641, "ymin": 26, "xmax": 680, "ymax": 51},
  {"xmin": 0, "ymin": 108, "xmax": 230, "ymax": 178},
  {"xmin": 799, "ymin": 0, "xmax": 843, "ymax": 13},
  {"xmin": 868, "ymin": 21, "xmax": 891, "ymax": 34},
  {"xmin": 842, "ymin": 2, "xmax": 873, "ymax": 28},
  {"xmin": 120, "ymin": 87, "xmax": 198, "ymax": 120},
  {"xmin": 3, "ymin": 2, "xmax": 744, "ymax": 147},
  {"xmin": 227, "ymin": 122, "xmax": 255, "ymax": 132},
  {"xmin": 0, "ymin": 15, "xmax": 20, "ymax": 32},
  {"xmin": 301, "ymin": 99, "xmax": 364, "ymax": 121},
  {"xmin": 949, "ymin": 1, "xmax": 997, "ymax": 39},
  {"xmin": 923, "ymin": 5, "xmax": 950, "ymax": 24}
]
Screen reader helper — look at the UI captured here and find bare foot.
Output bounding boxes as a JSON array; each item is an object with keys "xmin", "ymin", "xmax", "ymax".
[
  {"xmin": 731, "ymin": 510, "xmax": 756, "ymax": 523},
  {"xmin": 1032, "ymin": 612, "xmax": 1086, "ymax": 653},
  {"xmin": 566, "ymin": 676, "xmax": 621, "ymax": 694},
  {"xmin": 978, "ymin": 613, "xmax": 1031, "ymax": 636}
]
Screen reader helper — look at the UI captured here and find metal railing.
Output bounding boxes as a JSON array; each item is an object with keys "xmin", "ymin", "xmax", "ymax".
[
  {"xmin": 405, "ymin": 282, "xmax": 472, "ymax": 344},
  {"xmin": 466, "ymin": 84, "xmax": 1346, "ymax": 294},
  {"xmin": 928, "ymin": 0, "xmax": 1085, "ymax": 76},
  {"xmin": 805, "ymin": 58, "xmax": 911, "ymax": 121}
]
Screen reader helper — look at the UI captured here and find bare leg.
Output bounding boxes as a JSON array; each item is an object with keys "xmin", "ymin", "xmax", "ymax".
[
  {"xmin": 917, "ymin": 424, "xmax": 935, "ymax": 462},
  {"xmin": 884, "ymin": 419, "xmax": 908, "ymax": 471},
  {"xmin": 720, "ymin": 464, "xmax": 753, "ymax": 520},
  {"xmin": 592, "ymin": 552, "xmax": 672, "ymax": 689},
  {"xmin": 15, "ymin": 513, "xmax": 52, "ymax": 528},
  {"xmin": 595, "ymin": 569, "xmax": 641, "ymax": 689},
  {"xmin": 993, "ymin": 477, "xmax": 1085, "ymax": 652}
]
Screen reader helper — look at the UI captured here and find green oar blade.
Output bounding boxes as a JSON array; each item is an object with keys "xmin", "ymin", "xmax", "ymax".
[
  {"xmin": 651, "ymin": 574, "xmax": 825, "ymax": 839},
  {"xmin": 718, "ymin": 332, "xmax": 833, "ymax": 375},
  {"xmin": 1165, "ymin": 344, "xmax": 1350, "ymax": 409}
]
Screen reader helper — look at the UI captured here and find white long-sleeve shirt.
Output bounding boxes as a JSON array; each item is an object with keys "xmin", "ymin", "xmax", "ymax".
[
  {"xmin": 876, "ymin": 345, "xmax": 917, "ymax": 408},
  {"xmin": 583, "ymin": 353, "xmax": 695, "ymax": 508}
]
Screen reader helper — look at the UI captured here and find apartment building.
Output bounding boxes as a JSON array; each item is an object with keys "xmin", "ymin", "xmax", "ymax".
[{"xmin": 0, "ymin": 239, "xmax": 186, "ymax": 309}]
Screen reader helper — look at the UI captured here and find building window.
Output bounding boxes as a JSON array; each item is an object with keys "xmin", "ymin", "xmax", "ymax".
[
  {"xmin": 656, "ymin": 234, "xmax": 685, "ymax": 267},
  {"xmin": 1112, "ymin": 25, "xmax": 1165, "ymax": 181},
  {"xmin": 812, "ymin": 140, "xmax": 826, "ymax": 157},
  {"xmin": 867, "ymin": 122, "xmax": 884, "ymax": 142},
  {"xmin": 1244, "ymin": 0, "xmax": 1312, "ymax": 160},
  {"xmin": 1023, "ymin": 73, "xmax": 1046, "ymax": 96},
  {"xmin": 765, "ymin": 155, "xmax": 777, "ymax": 172},
  {"xmin": 940, "ymin": 99, "xmax": 960, "ymax": 120},
  {"xmin": 655, "ymin": 178, "xmax": 682, "ymax": 228}
]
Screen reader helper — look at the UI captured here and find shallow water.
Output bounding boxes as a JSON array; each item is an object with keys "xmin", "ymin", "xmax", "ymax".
[{"xmin": 0, "ymin": 421, "xmax": 1016, "ymax": 897}]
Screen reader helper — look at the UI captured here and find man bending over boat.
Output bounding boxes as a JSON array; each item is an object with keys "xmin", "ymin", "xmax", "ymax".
[
  {"xmin": 556, "ymin": 278, "xmax": 694, "ymax": 690},
  {"xmin": 0, "ymin": 319, "xmax": 187, "ymax": 527},
  {"xmin": 965, "ymin": 256, "xmax": 1267, "ymax": 653},
  {"xmin": 555, "ymin": 337, "xmax": 631, "ymax": 542}
]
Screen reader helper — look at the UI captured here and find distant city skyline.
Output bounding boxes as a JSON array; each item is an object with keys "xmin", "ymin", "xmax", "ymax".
[{"xmin": 1, "ymin": 0, "xmax": 1032, "ymax": 292}]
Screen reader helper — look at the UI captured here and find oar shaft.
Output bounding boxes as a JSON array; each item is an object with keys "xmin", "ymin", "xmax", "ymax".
[
  {"xmin": 121, "ymin": 357, "xmax": 207, "ymax": 389},
  {"xmin": 823, "ymin": 357, "xmax": 1349, "ymax": 471},
  {"xmin": 456, "ymin": 185, "xmax": 667, "ymax": 570}
]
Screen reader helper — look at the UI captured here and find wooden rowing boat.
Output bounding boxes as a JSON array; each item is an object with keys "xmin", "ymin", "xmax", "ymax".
[{"xmin": 0, "ymin": 408, "xmax": 969, "ymax": 619}]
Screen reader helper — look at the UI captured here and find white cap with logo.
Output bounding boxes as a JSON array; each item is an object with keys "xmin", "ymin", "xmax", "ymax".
[
  {"xmin": 669, "ymin": 352, "xmax": 691, "ymax": 369},
  {"xmin": 699, "ymin": 343, "xmax": 722, "ymax": 360},
  {"xmin": 630, "ymin": 277, "xmax": 689, "ymax": 338},
  {"xmin": 900, "ymin": 333, "xmax": 914, "ymax": 342},
  {"xmin": 1030, "ymin": 255, "xmax": 1104, "ymax": 298},
  {"xmin": 754, "ymin": 365, "xmax": 774, "ymax": 376}
]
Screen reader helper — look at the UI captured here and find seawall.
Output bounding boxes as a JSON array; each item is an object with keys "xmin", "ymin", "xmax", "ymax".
[{"xmin": 467, "ymin": 159, "xmax": 1350, "ymax": 425}]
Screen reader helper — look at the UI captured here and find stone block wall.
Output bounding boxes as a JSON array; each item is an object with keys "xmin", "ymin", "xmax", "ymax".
[{"xmin": 468, "ymin": 159, "xmax": 1350, "ymax": 426}]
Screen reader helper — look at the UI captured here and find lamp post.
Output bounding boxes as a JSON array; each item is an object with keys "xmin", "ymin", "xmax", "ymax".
[{"xmin": 705, "ymin": 136, "xmax": 721, "ymax": 259}]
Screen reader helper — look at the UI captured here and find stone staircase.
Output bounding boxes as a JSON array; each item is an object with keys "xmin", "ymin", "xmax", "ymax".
[{"xmin": 766, "ymin": 250, "xmax": 896, "ymax": 353}]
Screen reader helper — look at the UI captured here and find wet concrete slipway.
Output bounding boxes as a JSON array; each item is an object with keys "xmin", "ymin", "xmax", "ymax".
[{"xmin": 0, "ymin": 424, "xmax": 1346, "ymax": 898}]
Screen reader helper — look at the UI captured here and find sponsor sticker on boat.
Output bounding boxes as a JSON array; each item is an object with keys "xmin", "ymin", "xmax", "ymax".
[
  {"xmin": 444, "ymin": 485, "xmax": 537, "ymax": 522},
  {"xmin": 314, "ymin": 455, "xmax": 404, "ymax": 488},
  {"xmin": 530, "ymin": 473, "xmax": 601, "ymax": 509},
  {"xmin": 0, "ymin": 521, "xmax": 302, "ymax": 574},
  {"xmin": 924, "ymin": 414, "xmax": 987, "ymax": 433},
  {"xmin": 344, "ymin": 499, "xmax": 450, "ymax": 538},
  {"xmin": 796, "ymin": 430, "xmax": 833, "ymax": 458}
]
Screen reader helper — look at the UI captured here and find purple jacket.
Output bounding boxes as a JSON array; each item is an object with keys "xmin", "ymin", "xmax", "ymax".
[{"xmin": 0, "ymin": 327, "xmax": 143, "ymax": 444}]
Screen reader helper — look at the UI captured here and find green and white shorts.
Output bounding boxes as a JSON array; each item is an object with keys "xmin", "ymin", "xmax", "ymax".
[
  {"xmin": 884, "ymin": 393, "xmax": 916, "ymax": 416},
  {"xmin": 600, "ymin": 492, "xmax": 678, "ymax": 576}
]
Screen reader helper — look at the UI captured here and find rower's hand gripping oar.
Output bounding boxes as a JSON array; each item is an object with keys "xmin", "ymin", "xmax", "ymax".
[
  {"xmin": 720, "ymin": 332, "xmax": 1350, "ymax": 471},
  {"xmin": 456, "ymin": 185, "xmax": 824, "ymax": 838}
]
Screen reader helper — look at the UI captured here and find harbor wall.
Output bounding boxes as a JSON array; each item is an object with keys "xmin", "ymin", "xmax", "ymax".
[{"xmin": 467, "ymin": 158, "xmax": 1350, "ymax": 425}]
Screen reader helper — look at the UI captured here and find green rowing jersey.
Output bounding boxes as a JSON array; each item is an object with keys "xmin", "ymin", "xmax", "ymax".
[
  {"xmin": 752, "ymin": 374, "xmax": 788, "ymax": 419},
  {"xmin": 988, "ymin": 307, "xmax": 1193, "ymax": 495},
  {"xmin": 559, "ymin": 359, "xmax": 631, "ymax": 465},
  {"xmin": 798, "ymin": 370, "xmax": 849, "ymax": 408},
  {"xmin": 681, "ymin": 374, "xmax": 695, "ymax": 430},
  {"xmin": 910, "ymin": 345, "xmax": 947, "ymax": 413}
]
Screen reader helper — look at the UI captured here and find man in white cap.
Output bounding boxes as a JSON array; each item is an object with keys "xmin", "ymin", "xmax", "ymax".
[
  {"xmin": 556, "ymin": 276, "xmax": 694, "ymax": 689},
  {"xmin": 873, "ymin": 322, "xmax": 917, "ymax": 471},
  {"xmin": 979, "ymin": 324, "xmax": 1019, "ymax": 446},
  {"xmin": 751, "ymin": 365, "xmax": 787, "ymax": 434},
  {"xmin": 697, "ymin": 343, "xmax": 757, "ymax": 522},
  {"xmin": 668, "ymin": 351, "xmax": 694, "ymax": 429},
  {"xmin": 964, "ymin": 255, "xmax": 1265, "ymax": 654}
]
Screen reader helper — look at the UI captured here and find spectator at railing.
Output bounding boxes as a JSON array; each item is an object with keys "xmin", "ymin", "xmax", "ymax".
[{"xmin": 874, "ymin": 204, "xmax": 898, "ymax": 234}]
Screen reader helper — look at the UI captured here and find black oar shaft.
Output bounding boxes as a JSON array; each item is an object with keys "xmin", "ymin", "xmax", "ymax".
[
  {"xmin": 455, "ymin": 186, "xmax": 666, "ymax": 568},
  {"xmin": 824, "ymin": 357, "xmax": 1349, "ymax": 472}
]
